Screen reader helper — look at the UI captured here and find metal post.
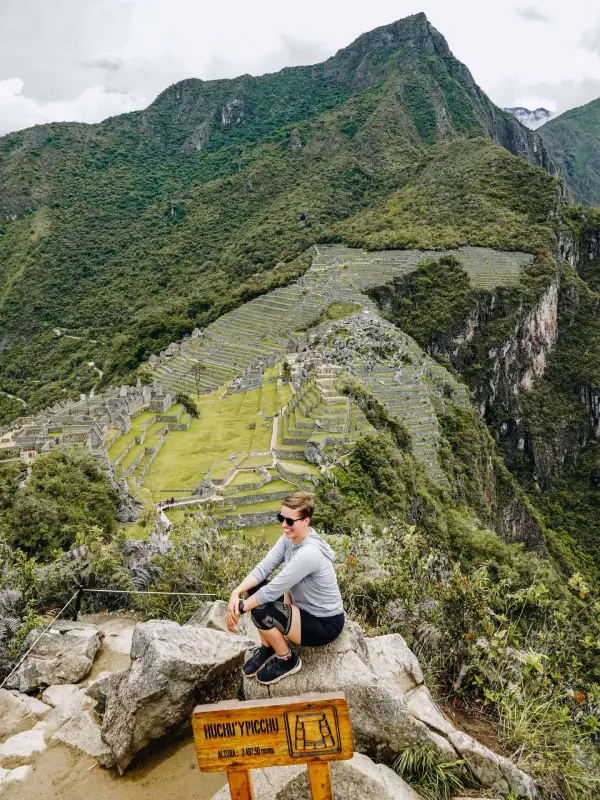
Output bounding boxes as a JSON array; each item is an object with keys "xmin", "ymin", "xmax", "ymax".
[{"xmin": 72, "ymin": 587, "xmax": 83, "ymax": 620}]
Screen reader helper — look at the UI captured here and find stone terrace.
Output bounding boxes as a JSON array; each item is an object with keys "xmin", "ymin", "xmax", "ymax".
[{"xmin": 147, "ymin": 244, "xmax": 532, "ymax": 398}]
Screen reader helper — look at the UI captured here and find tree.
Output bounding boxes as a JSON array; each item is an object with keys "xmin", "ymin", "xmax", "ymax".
[
  {"xmin": 192, "ymin": 362, "xmax": 207, "ymax": 397},
  {"xmin": 0, "ymin": 448, "xmax": 119, "ymax": 561}
]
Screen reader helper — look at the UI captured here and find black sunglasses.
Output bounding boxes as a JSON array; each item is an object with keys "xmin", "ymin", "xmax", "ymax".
[{"xmin": 276, "ymin": 512, "xmax": 306, "ymax": 526}]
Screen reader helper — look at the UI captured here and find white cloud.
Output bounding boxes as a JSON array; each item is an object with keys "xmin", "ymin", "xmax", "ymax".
[
  {"xmin": 581, "ymin": 21, "xmax": 600, "ymax": 57},
  {"xmin": 516, "ymin": 6, "xmax": 552, "ymax": 22},
  {"xmin": 0, "ymin": 78, "xmax": 144, "ymax": 135},
  {"xmin": 0, "ymin": 0, "xmax": 599, "ymax": 135}
]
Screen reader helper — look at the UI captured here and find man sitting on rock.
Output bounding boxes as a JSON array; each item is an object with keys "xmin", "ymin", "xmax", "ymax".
[{"xmin": 227, "ymin": 491, "xmax": 345, "ymax": 685}]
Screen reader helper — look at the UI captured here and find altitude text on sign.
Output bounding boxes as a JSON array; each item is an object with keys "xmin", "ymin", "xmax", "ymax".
[{"xmin": 192, "ymin": 692, "xmax": 354, "ymax": 799}]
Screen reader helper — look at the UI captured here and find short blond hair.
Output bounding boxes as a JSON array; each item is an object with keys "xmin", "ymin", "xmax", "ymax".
[{"xmin": 282, "ymin": 491, "xmax": 314, "ymax": 519}]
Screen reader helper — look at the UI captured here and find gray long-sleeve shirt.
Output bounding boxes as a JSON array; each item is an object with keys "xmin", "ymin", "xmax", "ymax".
[{"xmin": 250, "ymin": 529, "xmax": 344, "ymax": 617}]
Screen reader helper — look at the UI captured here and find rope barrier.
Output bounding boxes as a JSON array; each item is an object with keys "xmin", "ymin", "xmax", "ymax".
[
  {"xmin": 0, "ymin": 587, "xmax": 219, "ymax": 690},
  {"xmin": 81, "ymin": 588, "xmax": 218, "ymax": 597},
  {"xmin": 0, "ymin": 590, "xmax": 79, "ymax": 690}
]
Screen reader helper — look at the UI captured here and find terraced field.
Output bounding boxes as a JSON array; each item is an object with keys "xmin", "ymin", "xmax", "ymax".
[
  {"xmin": 148, "ymin": 244, "xmax": 531, "ymax": 399},
  {"xmin": 107, "ymin": 243, "xmax": 527, "ymax": 529}
]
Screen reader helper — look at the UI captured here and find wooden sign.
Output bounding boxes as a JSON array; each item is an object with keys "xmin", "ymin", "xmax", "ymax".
[{"xmin": 192, "ymin": 692, "xmax": 354, "ymax": 800}]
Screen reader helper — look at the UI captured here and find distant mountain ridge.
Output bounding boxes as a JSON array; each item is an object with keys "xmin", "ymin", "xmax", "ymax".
[
  {"xmin": 504, "ymin": 106, "xmax": 554, "ymax": 130},
  {"xmin": 538, "ymin": 96, "xmax": 600, "ymax": 206},
  {"xmin": 0, "ymin": 12, "xmax": 556, "ymax": 415}
]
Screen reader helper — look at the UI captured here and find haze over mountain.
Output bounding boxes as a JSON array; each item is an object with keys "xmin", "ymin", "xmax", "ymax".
[{"xmin": 504, "ymin": 106, "xmax": 554, "ymax": 129}]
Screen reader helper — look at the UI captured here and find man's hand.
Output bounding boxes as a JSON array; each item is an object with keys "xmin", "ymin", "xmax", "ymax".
[{"xmin": 226, "ymin": 591, "xmax": 241, "ymax": 632}]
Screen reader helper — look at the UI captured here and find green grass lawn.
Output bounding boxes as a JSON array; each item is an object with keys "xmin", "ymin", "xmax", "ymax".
[
  {"xmin": 224, "ymin": 524, "xmax": 281, "ymax": 545},
  {"xmin": 142, "ymin": 387, "xmax": 262, "ymax": 500},
  {"xmin": 119, "ymin": 442, "xmax": 144, "ymax": 473},
  {"xmin": 240, "ymin": 454, "xmax": 273, "ymax": 468},
  {"xmin": 276, "ymin": 383, "xmax": 293, "ymax": 409},
  {"xmin": 251, "ymin": 418, "xmax": 272, "ymax": 452},
  {"xmin": 259, "ymin": 380, "xmax": 277, "ymax": 416},
  {"xmin": 278, "ymin": 459, "xmax": 321, "ymax": 477},
  {"xmin": 219, "ymin": 498, "xmax": 283, "ymax": 516},
  {"xmin": 227, "ymin": 469, "xmax": 264, "ymax": 488}
]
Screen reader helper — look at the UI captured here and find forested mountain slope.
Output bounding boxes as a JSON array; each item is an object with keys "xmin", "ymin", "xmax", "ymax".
[
  {"xmin": 0, "ymin": 12, "xmax": 554, "ymax": 416},
  {"xmin": 538, "ymin": 96, "xmax": 600, "ymax": 207}
]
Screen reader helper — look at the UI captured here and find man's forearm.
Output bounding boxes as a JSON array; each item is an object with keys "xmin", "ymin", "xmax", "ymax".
[{"xmin": 233, "ymin": 574, "xmax": 259, "ymax": 596}]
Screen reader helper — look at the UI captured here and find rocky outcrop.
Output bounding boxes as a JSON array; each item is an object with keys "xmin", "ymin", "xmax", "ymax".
[
  {"xmin": 6, "ymin": 620, "xmax": 103, "ymax": 692},
  {"xmin": 210, "ymin": 752, "xmax": 424, "ymax": 800},
  {"xmin": 244, "ymin": 623, "xmax": 454, "ymax": 763},
  {"xmin": 243, "ymin": 619, "xmax": 536, "ymax": 797},
  {"xmin": 186, "ymin": 599, "xmax": 260, "ymax": 644},
  {"xmin": 99, "ymin": 620, "xmax": 253, "ymax": 773}
]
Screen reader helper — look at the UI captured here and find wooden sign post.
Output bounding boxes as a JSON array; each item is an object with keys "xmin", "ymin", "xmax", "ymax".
[{"xmin": 192, "ymin": 692, "xmax": 354, "ymax": 800}]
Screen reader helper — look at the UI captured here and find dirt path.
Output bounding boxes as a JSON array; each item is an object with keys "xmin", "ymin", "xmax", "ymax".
[{"xmin": 3, "ymin": 732, "xmax": 226, "ymax": 800}]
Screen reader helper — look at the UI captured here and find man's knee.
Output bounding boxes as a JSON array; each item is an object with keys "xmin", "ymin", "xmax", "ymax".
[{"xmin": 251, "ymin": 601, "xmax": 292, "ymax": 635}]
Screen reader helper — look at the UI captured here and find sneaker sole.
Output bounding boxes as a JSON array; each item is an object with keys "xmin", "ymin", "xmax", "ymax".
[
  {"xmin": 256, "ymin": 658, "xmax": 302, "ymax": 685},
  {"xmin": 242, "ymin": 655, "xmax": 275, "ymax": 678}
]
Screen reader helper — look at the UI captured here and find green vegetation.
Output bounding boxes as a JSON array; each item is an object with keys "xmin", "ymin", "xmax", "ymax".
[
  {"xmin": 316, "ymin": 301, "xmax": 361, "ymax": 324},
  {"xmin": 0, "ymin": 14, "xmax": 552, "ymax": 410},
  {"xmin": 539, "ymin": 97, "xmax": 600, "ymax": 207},
  {"xmin": 335, "ymin": 137, "xmax": 558, "ymax": 253},
  {"xmin": 0, "ymin": 394, "xmax": 23, "ymax": 426},
  {"xmin": 370, "ymin": 255, "xmax": 476, "ymax": 349},
  {"xmin": 0, "ymin": 449, "xmax": 118, "ymax": 560},
  {"xmin": 393, "ymin": 745, "xmax": 466, "ymax": 800}
]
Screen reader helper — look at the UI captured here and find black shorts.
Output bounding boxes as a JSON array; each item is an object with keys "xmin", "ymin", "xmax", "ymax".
[
  {"xmin": 299, "ymin": 609, "xmax": 345, "ymax": 647},
  {"xmin": 248, "ymin": 580, "xmax": 344, "ymax": 647}
]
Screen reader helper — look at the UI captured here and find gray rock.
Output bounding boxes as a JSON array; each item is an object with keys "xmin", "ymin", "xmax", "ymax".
[
  {"xmin": 0, "ymin": 728, "xmax": 46, "ymax": 765},
  {"xmin": 8, "ymin": 691, "xmax": 52, "ymax": 718},
  {"xmin": 448, "ymin": 730, "xmax": 537, "ymax": 798},
  {"xmin": 42, "ymin": 688, "xmax": 93, "ymax": 737},
  {"xmin": 405, "ymin": 685, "xmax": 454, "ymax": 735},
  {"xmin": 6, "ymin": 621, "xmax": 103, "ymax": 692},
  {"xmin": 41, "ymin": 684, "xmax": 79, "ymax": 708},
  {"xmin": 186, "ymin": 600, "xmax": 260, "ymax": 644},
  {"xmin": 365, "ymin": 634, "xmax": 424, "ymax": 693},
  {"xmin": 244, "ymin": 621, "xmax": 457, "ymax": 763},
  {"xmin": 210, "ymin": 752, "xmax": 424, "ymax": 799},
  {"xmin": 85, "ymin": 670, "xmax": 126, "ymax": 714},
  {"xmin": 101, "ymin": 620, "xmax": 254, "ymax": 773},
  {"xmin": 53, "ymin": 710, "xmax": 115, "ymax": 768},
  {"xmin": 0, "ymin": 690, "xmax": 29, "ymax": 740}
]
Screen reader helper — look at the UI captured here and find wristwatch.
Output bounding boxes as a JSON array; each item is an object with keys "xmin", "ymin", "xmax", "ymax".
[{"xmin": 238, "ymin": 599, "xmax": 246, "ymax": 614}]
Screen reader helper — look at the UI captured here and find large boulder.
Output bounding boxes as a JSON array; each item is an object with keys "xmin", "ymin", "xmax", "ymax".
[
  {"xmin": 244, "ymin": 622, "xmax": 456, "ymax": 763},
  {"xmin": 243, "ymin": 620, "xmax": 536, "ymax": 798},
  {"xmin": 210, "ymin": 752, "xmax": 424, "ymax": 799},
  {"xmin": 100, "ymin": 620, "xmax": 254, "ymax": 773},
  {"xmin": 5, "ymin": 620, "xmax": 103, "ymax": 692}
]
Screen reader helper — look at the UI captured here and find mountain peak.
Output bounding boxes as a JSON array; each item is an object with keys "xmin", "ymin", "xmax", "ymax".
[{"xmin": 504, "ymin": 106, "xmax": 554, "ymax": 130}]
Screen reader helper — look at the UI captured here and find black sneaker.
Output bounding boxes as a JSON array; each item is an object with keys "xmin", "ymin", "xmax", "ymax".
[
  {"xmin": 256, "ymin": 651, "xmax": 302, "ymax": 685},
  {"xmin": 242, "ymin": 645, "xmax": 275, "ymax": 678}
]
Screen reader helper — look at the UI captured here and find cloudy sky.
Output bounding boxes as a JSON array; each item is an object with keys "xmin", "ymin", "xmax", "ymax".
[{"xmin": 1, "ymin": 0, "xmax": 599, "ymax": 136}]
